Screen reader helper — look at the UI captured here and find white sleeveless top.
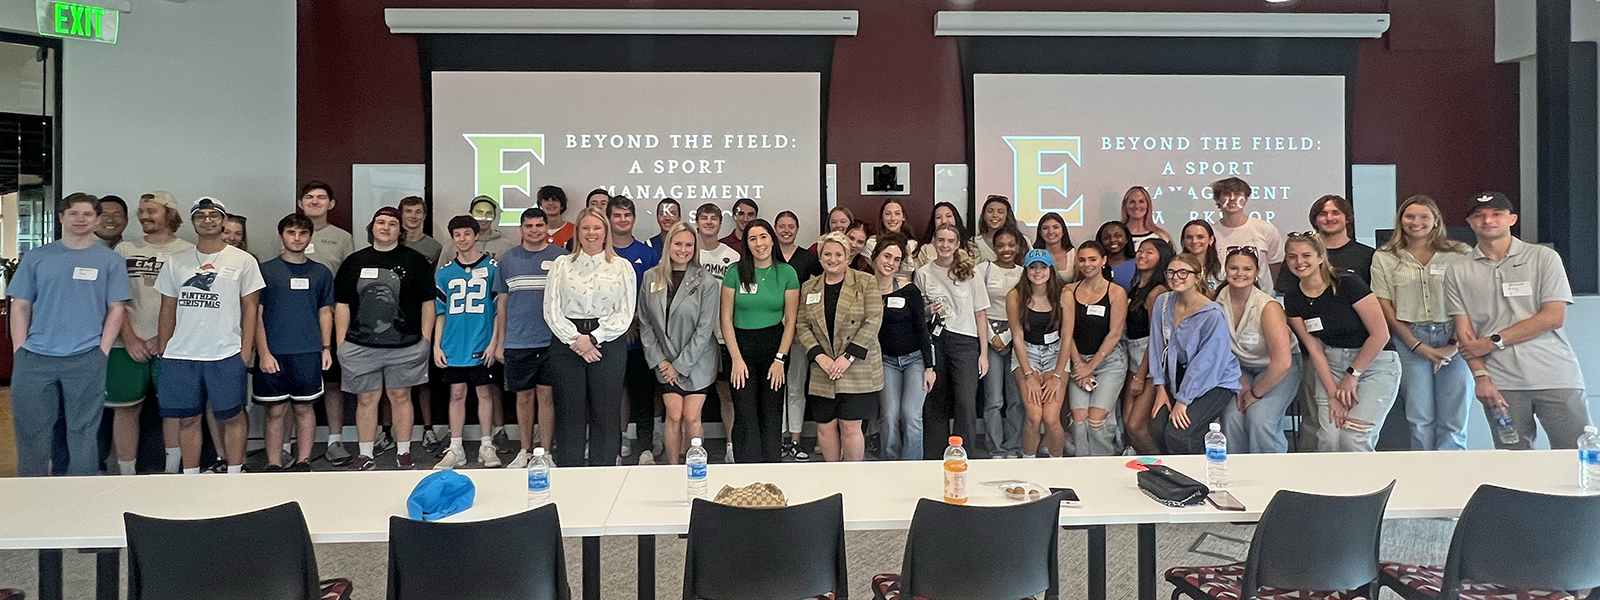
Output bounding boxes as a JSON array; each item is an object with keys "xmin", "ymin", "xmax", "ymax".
[{"xmin": 1219, "ymin": 287, "xmax": 1298, "ymax": 368}]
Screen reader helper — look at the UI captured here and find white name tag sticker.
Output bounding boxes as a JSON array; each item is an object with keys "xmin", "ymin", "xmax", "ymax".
[
  {"xmin": 540, "ymin": 261, "xmax": 553, "ymax": 270},
  {"xmin": 304, "ymin": 243, "xmax": 317, "ymax": 255},
  {"xmin": 1502, "ymin": 281, "xmax": 1533, "ymax": 297},
  {"xmin": 289, "ymin": 277, "xmax": 310, "ymax": 290},
  {"xmin": 886, "ymin": 296, "xmax": 906, "ymax": 309},
  {"xmin": 806, "ymin": 292, "xmax": 822, "ymax": 305},
  {"xmin": 1085, "ymin": 304, "xmax": 1107, "ymax": 317},
  {"xmin": 219, "ymin": 266, "xmax": 240, "ymax": 281},
  {"xmin": 1044, "ymin": 331, "xmax": 1061, "ymax": 344},
  {"xmin": 1239, "ymin": 332, "xmax": 1261, "ymax": 345},
  {"xmin": 72, "ymin": 267, "xmax": 98, "ymax": 281},
  {"xmin": 472, "ymin": 267, "xmax": 488, "ymax": 280},
  {"xmin": 1305, "ymin": 317, "xmax": 1324, "ymax": 333},
  {"xmin": 360, "ymin": 267, "xmax": 379, "ymax": 279},
  {"xmin": 1429, "ymin": 263, "xmax": 1448, "ymax": 276},
  {"xmin": 741, "ymin": 283, "xmax": 758, "ymax": 295}
]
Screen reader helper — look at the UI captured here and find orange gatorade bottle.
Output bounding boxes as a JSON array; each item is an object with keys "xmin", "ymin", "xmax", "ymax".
[{"xmin": 943, "ymin": 436, "xmax": 968, "ymax": 504}]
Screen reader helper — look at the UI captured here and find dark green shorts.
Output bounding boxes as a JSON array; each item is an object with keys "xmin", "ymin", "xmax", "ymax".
[{"xmin": 105, "ymin": 347, "xmax": 157, "ymax": 407}]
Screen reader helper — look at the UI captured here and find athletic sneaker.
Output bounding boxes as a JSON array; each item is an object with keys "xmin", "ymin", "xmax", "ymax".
[
  {"xmin": 620, "ymin": 443, "xmax": 632, "ymax": 458},
  {"xmin": 397, "ymin": 452, "xmax": 415, "ymax": 469},
  {"xmin": 287, "ymin": 460, "xmax": 313, "ymax": 472},
  {"xmin": 725, "ymin": 442, "xmax": 736, "ymax": 464},
  {"xmin": 261, "ymin": 463, "xmax": 284, "ymax": 472},
  {"xmin": 435, "ymin": 447, "xmax": 467, "ymax": 470},
  {"xmin": 323, "ymin": 442, "xmax": 353, "ymax": 467},
  {"xmin": 478, "ymin": 445, "xmax": 503, "ymax": 468},
  {"xmin": 492, "ymin": 429, "xmax": 512, "ymax": 454},
  {"xmin": 792, "ymin": 445, "xmax": 810, "ymax": 461},
  {"xmin": 637, "ymin": 450, "xmax": 655, "ymax": 465},
  {"xmin": 506, "ymin": 450, "xmax": 535, "ymax": 469},
  {"xmin": 375, "ymin": 430, "xmax": 396, "ymax": 456},
  {"xmin": 349, "ymin": 455, "xmax": 376, "ymax": 471},
  {"xmin": 206, "ymin": 458, "xmax": 229, "ymax": 474},
  {"xmin": 421, "ymin": 430, "xmax": 443, "ymax": 454}
]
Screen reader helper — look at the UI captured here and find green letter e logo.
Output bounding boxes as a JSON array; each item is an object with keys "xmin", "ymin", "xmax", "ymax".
[{"xmin": 464, "ymin": 134, "xmax": 545, "ymax": 225}]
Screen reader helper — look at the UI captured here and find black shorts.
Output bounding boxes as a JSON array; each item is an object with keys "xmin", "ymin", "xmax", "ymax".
[
  {"xmin": 718, "ymin": 345, "xmax": 732, "ymax": 380},
  {"xmin": 503, "ymin": 347, "xmax": 553, "ymax": 393},
  {"xmin": 442, "ymin": 365, "xmax": 492, "ymax": 387},
  {"xmin": 809, "ymin": 392, "xmax": 879, "ymax": 423},
  {"xmin": 660, "ymin": 381, "xmax": 714, "ymax": 396},
  {"xmin": 323, "ymin": 354, "xmax": 341, "ymax": 382}
]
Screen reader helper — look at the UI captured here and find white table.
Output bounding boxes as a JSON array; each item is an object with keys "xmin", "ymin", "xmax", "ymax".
[{"xmin": 0, "ymin": 468, "xmax": 628, "ymax": 600}]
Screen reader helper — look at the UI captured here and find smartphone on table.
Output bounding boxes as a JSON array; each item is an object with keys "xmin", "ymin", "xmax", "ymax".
[
  {"xmin": 1048, "ymin": 487, "xmax": 1081, "ymax": 508},
  {"xmin": 1207, "ymin": 490, "xmax": 1245, "ymax": 511}
]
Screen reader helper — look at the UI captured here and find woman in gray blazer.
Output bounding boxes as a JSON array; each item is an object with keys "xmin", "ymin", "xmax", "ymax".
[{"xmin": 639, "ymin": 222, "xmax": 721, "ymax": 464}]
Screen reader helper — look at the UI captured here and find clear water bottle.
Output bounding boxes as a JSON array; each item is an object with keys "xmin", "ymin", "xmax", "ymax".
[
  {"xmin": 1494, "ymin": 406, "xmax": 1520, "ymax": 446},
  {"xmin": 1205, "ymin": 423, "xmax": 1228, "ymax": 490},
  {"xmin": 526, "ymin": 447, "xmax": 552, "ymax": 507},
  {"xmin": 686, "ymin": 437, "xmax": 709, "ymax": 501},
  {"xmin": 943, "ymin": 436, "xmax": 968, "ymax": 505},
  {"xmin": 1578, "ymin": 426, "xmax": 1600, "ymax": 490}
]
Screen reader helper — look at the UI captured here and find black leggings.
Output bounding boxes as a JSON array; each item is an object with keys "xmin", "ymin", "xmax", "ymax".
[
  {"xmin": 625, "ymin": 347, "xmax": 656, "ymax": 451},
  {"xmin": 1150, "ymin": 386, "xmax": 1234, "ymax": 454},
  {"xmin": 548, "ymin": 338, "xmax": 627, "ymax": 467},
  {"xmin": 925, "ymin": 332, "xmax": 981, "ymax": 460},
  {"xmin": 732, "ymin": 325, "xmax": 786, "ymax": 463}
]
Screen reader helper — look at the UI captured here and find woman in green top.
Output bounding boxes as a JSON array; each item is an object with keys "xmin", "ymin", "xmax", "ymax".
[{"xmin": 721, "ymin": 219, "xmax": 801, "ymax": 463}]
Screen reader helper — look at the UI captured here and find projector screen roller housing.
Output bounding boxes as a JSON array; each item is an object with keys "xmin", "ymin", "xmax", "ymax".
[
  {"xmin": 431, "ymin": 71, "xmax": 823, "ymax": 244},
  {"xmin": 973, "ymin": 74, "xmax": 1346, "ymax": 239}
]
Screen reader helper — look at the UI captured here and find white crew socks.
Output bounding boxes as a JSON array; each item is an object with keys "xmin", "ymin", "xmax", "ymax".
[
  {"xmin": 480, "ymin": 436, "xmax": 493, "ymax": 450},
  {"xmin": 398, "ymin": 440, "xmax": 411, "ymax": 455},
  {"xmin": 451, "ymin": 437, "xmax": 465, "ymax": 452},
  {"xmin": 182, "ymin": 467, "xmax": 200, "ymax": 475},
  {"xmin": 282, "ymin": 442, "xmax": 292, "ymax": 455},
  {"xmin": 358, "ymin": 442, "xmax": 374, "ymax": 457},
  {"xmin": 327, "ymin": 433, "xmax": 343, "ymax": 444},
  {"xmin": 227, "ymin": 465, "xmax": 242, "ymax": 474},
  {"xmin": 118, "ymin": 460, "xmax": 136, "ymax": 476},
  {"xmin": 164, "ymin": 448, "xmax": 182, "ymax": 474}
]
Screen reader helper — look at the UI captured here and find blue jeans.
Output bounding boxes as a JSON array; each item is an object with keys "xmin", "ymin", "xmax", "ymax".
[
  {"xmin": 981, "ymin": 333, "xmax": 1022, "ymax": 457},
  {"xmin": 880, "ymin": 353, "xmax": 927, "ymax": 460},
  {"xmin": 1397, "ymin": 322, "xmax": 1473, "ymax": 451},
  {"xmin": 1222, "ymin": 353, "xmax": 1303, "ymax": 454}
]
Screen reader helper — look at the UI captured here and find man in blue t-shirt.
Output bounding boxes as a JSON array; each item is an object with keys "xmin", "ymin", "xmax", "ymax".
[
  {"xmin": 492, "ymin": 207, "xmax": 566, "ymax": 468},
  {"xmin": 254, "ymin": 213, "xmax": 335, "ymax": 471},
  {"xmin": 644, "ymin": 197, "xmax": 681, "ymax": 256},
  {"xmin": 9, "ymin": 193, "xmax": 131, "ymax": 476},
  {"xmin": 433, "ymin": 215, "xmax": 505, "ymax": 470},
  {"xmin": 608, "ymin": 196, "xmax": 663, "ymax": 464}
]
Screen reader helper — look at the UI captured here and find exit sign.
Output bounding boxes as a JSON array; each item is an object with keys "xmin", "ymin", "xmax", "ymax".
[{"xmin": 35, "ymin": 0, "xmax": 119, "ymax": 44}]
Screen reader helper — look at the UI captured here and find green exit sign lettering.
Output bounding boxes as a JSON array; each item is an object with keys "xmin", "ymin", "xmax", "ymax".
[{"xmin": 35, "ymin": 0, "xmax": 119, "ymax": 44}]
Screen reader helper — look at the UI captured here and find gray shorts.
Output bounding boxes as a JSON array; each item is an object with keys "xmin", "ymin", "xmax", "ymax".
[
  {"xmin": 336, "ymin": 340, "xmax": 429, "ymax": 394},
  {"xmin": 1122, "ymin": 337, "xmax": 1150, "ymax": 373}
]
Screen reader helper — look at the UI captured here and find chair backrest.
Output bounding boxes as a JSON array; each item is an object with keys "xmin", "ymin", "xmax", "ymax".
[
  {"xmin": 1241, "ymin": 482, "xmax": 1395, "ymax": 600},
  {"xmin": 1443, "ymin": 484, "xmax": 1600, "ymax": 598},
  {"xmin": 683, "ymin": 494, "xmax": 847, "ymax": 600},
  {"xmin": 388, "ymin": 503, "xmax": 569, "ymax": 600},
  {"xmin": 900, "ymin": 493, "xmax": 1063, "ymax": 600},
  {"xmin": 125, "ymin": 502, "xmax": 320, "ymax": 600}
]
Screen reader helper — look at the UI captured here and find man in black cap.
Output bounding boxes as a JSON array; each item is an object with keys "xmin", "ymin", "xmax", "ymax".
[{"xmin": 1443, "ymin": 191, "xmax": 1589, "ymax": 449}]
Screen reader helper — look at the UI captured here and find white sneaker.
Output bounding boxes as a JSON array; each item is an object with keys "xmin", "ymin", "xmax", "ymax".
[
  {"xmin": 725, "ymin": 442, "xmax": 736, "ymax": 464},
  {"xmin": 620, "ymin": 444, "xmax": 632, "ymax": 458},
  {"xmin": 478, "ymin": 445, "xmax": 503, "ymax": 468},
  {"xmin": 507, "ymin": 450, "xmax": 535, "ymax": 469},
  {"xmin": 434, "ymin": 447, "xmax": 467, "ymax": 470},
  {"xmin": 637, "ymin": 450, "xmax": 655, "ymax": 465}
]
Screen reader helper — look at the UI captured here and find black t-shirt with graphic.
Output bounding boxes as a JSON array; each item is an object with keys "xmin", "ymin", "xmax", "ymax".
[{"xmin": 335, "ymin": 245, "xmax": 434, "ymax": 348}]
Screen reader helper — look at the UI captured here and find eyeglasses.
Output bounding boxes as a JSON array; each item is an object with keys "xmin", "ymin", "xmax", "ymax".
[
  {"xmin": 193, "ymin": 211, "xmax": 225, "ymax": 222},
  {"xmin": 1164, "ymin": 269, "xmax": 1198, "ymax": 280}
]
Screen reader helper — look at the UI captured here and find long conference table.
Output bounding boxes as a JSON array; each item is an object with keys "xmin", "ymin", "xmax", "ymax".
[{"xmin": 0, "ymin": 450, "xmax": 1588, "ymax": 600}]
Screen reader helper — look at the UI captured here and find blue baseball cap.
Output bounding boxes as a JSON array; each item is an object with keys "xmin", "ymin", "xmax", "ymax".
[
  {"xmin": 407, "ymin": 470, "xmax": 476, "ymax": 522},
  {"xmin": 1024, "ymin": 249, "xmax": 1054, "ymax": 268}
]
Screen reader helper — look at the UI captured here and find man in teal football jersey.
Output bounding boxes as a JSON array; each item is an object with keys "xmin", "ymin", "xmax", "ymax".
[{"xmin": 432, "ymin": 215, "xmax": 505, "ymax": 469}]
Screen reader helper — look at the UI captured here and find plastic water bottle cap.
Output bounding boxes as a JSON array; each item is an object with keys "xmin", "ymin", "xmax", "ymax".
[
  {"xmin": 948, "ymin": 436, "xmax": 962, "ymax": 446},
  {"xmin": 532, "ymin": 447, "xmax": 546, "ymax": 456},
  {"xmin": 1209, "ymin": 423, "xmax": 1221, "ymax": 432},
  {"xmin": 691, "ymin": 437, "xmax": 703, "ymax": 446},
  {"xmin": 1587, "ymin": 426, "xmax": 1598, "ymax": 434}
]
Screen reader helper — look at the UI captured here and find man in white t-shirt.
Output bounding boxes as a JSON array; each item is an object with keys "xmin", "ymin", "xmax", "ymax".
[
  {"xmin": 1208, "ymin": 177, "xmax": 1284, "ymax": 291},
  {"xmin": 155, "ymin": 197, "xmax": 266, "ymax": 474},
  {"xmin": 110, "ymin": 191, "xmax": 194, "ymax": 475},
  {"xmin": 693, "ymin": 202, "xmax": 740, "ymax": 461}
]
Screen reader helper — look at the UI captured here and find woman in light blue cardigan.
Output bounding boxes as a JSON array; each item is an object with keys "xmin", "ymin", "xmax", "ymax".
[
  {"xmin": 1147, "ymin": 253, "xmax": 1242, "ymax": 454},
  {"xmin": 638, "ymin": 222, "xmax": 722, "ymax": 464}
]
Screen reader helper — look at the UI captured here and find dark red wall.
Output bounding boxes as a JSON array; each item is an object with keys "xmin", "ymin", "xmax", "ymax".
[{"xmin": 298, "ymin": 0, "xmax": 1516, "ymax": 233}]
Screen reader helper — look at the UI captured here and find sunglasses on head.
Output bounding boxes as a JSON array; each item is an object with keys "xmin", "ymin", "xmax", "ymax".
[
  {"xmin": 1286, "ymin": 231, "xmax": 1318, "ymax": 239},
  {"xmin": 1225, "ymin": 246, "xmax": 1258, "ymax": 258}
]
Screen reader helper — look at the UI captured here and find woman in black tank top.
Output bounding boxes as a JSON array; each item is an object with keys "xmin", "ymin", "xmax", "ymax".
[
  {"xmin": 1007, "ymin": 249, "xmax": 1070, "ymax": 457},
  {"xmin": 1061, "ymin": 241, "xmax": 1129, "ymax": 456},
  {"xmin": 1120, "ymin": 238, "xmax": 1174, "ymax": 455}
]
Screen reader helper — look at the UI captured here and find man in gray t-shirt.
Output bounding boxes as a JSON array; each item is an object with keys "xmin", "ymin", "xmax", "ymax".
[{"xmin": 1444, "ymin": 191, "xmax": 1589, "ymax": 449}]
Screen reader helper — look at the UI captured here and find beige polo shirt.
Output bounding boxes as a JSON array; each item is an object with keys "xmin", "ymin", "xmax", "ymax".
[{"xmin": 1443, "ymin": 237, "xmax": 1582, "ymax": 390}]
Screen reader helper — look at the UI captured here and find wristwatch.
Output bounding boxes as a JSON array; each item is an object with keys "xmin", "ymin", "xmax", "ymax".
[
  {"xmin": 1345, "ymin": 366, "xmax": 1363, "ymax": 377},
  {"xmin": 1490, "ymin": 333, "xmax": 1506, "ymax": 351},
  {"xmin": 774, "ymin": 352, "xmax": 788, "ymax": 363}
]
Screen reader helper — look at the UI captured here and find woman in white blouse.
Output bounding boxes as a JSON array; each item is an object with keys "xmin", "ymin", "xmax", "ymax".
[
  {"xmin": 1371, "ymin": 195, "xmax": 1474, "ymax": 451},
  {"xmin": 543, "ymin": 207, "xmax": 638, "ymax": 467}
]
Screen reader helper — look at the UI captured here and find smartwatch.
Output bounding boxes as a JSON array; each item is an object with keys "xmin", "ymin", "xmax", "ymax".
[
  {"xmin": 774, "ymin": 352, "xmax": 788, "ymax": 363},
  {"xmin": 1490, "ymin": 333, "xmax": 1506, "ymax": 351},
  {"xmin": 1345, "ymin": 366, "xmax": 1363, "ymax": 377}
]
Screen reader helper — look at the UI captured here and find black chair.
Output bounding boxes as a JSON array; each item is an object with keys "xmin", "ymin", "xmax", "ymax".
[
  {"xmin": 1165, "ymin": 482, "xmax": 1395, "ymax": 600},
  {"xmin": 124, "ymin": 502, "xmax": 351, "ymax": 600},
  {"xmin": 683, "ymin": 494, "xmax": 848, "ymax": 600},
  {"xmin": 1380, "ymin": 484, "xmax": 1600, "ymax": 600},
  {"xmin": 388, "ymin": 503, "xmax": 569, "ymax": 600},
  {"xmin": 873, "ymin": 492, "xmax": 1064, "ymax": 600}
]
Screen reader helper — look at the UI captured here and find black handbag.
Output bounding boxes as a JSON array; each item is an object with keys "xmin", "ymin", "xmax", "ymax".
[{"xmin": 1137, "ymin": 465, "xmax": 1210, "ymax": 507}]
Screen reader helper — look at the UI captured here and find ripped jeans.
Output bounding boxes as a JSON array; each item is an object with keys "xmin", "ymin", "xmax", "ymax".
[{"xmin": 1312, "ymin": 348, "xmax": 1401, "ymax": 452}]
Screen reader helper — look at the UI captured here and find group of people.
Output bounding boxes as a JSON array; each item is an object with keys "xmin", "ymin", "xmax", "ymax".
[{"xmin": 7, "ymin": 175, "xmax": 1588, "ymax": 477}]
